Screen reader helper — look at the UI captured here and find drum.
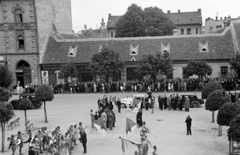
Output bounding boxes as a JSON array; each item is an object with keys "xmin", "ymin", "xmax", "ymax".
[{"xmin": 21, "ymin": 133, "xmax": 30, "ymax": 143}]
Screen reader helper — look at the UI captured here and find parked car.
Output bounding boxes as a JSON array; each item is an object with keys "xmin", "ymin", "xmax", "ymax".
[
  {"xmin": 178, "ymin": 93, "xmax": 203, "ymax": 108},
  {"xmin": 10, "ymin": 93, "xmax": 42, "ymax": 109},
  {"xmin": 120, "ymin": 94, "xmax": 155, "ymax": 108}
]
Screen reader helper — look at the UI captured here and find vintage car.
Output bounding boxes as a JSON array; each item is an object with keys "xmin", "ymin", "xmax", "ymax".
[
  {"xmin": 10, "ymin": 93, "xmax": 42, "ymax": 109},
  {"xmin": 178, "ymin": 93, "xmax": 204, "ymax": 108},
  {"xmin": 120, "ymin": 94, "xmax": 155, "ymax": 108}
]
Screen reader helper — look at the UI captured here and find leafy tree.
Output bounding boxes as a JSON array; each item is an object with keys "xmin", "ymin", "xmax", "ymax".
[
  {"xmin": 184, "ymin": 60, "xmax": 212, "ymax": 79},
  {"xmin": 0, "ymin": 88, "xmax": 11, "ymax": 104},
  {"xmin": 18, "ymin": 99, "xmax": 33, "ymax": 130},
  {"xmin": 0, "ymin": 64, "xmax": 13, "ymax": 88},
  {"xmin": 217, "ymin": 102, "xmax": 240, "ymax": 127},
  {"xmin": 206, "ymin": 90, "xmax": 231, "ymax": 123},
  {"xmin": 115, "ymin": 4, "xmax": 146, "ymax": 37},
  {"xmin": 35, "ymin": 84, "xmax": 54, "ymax": 123},
  {"xmin": 115, "ymin": 4, "xmax": 176, "ymax": 37},
  {"xmin": 144, "ymin": 7, "xmax": 176, "ymax": 36},
  {"xmin": 135, "ymin": 52, "xmax": 173, "ymax": 81},
  {"xmin": 229, "ymin": 53, "xmax": 240, "ymax": 78},
  {"xmin": 0, "ymin": 103, "xmax": 14, "ymax": 152},
  {"xmin": 89, "ymin": 46, "xmax": 125, "ymax": 82},
  {"xmin": 202, "ymin": 81, "xmax": 222, "ymax": 99},
  {"xmin": 228, "ymin": 114, "xmax": 240, "ymax": 142},
  {"xmin": 59, "ymin": 61, "xmax": 78, "ymax": 83}
]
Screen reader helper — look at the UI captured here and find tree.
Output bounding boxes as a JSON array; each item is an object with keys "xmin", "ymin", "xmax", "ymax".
[
  {"xmin": 135, "ymin": 52, "xmax": 173, "ymax": 81},
  {"xmin": 35, "ymin": 84, "xmax": 54, "ymax": 123},
  {"xmin": 228, "ymin": 114, "xmax": 240, "ymax": 142},
  {"xmin": 202, "ymin": 81, "xmax": 222, "ymax": 99},
  {"xmin": 0, "ymin": 64, "xmax": 13, "ymax": 88},
  {"xmin": 206, "ymin": 90, "xmax": 231, "ymax": 123},
  {"xmin": 59, "ymin": 61, "xmax": 78, "ymax": 83},
  {"xmin": 0, "ymin": 102, "xmax": 14, "ymax": 152},
  {"xmin": 89, "ymin": 46, "xmax": 125, "ymax": 82},
  {"xmin": 115, "ymin": 4, "xmax": 146, "ymax": 37},
  {"xmin": 184, "ymin": 60, "xmax": 212, "ymax": 79},
  {"xmin": 115, "ymin": 4, "xmax": 176, "ymax": 37},
  {"xmin": 18, "ymin": 99, "xmax": 33, "ymax": 130},
  {"xmin": 143, "ymin": 7, "xmax": 176, "ymax": 36},
  {"xmin": 229, "ymin": 53, "xmax": 240, "ymax": 78},
  {"xmin": 0, "ymin": 88, "xmax": 11, "ymax": 104},
  {"xmin": 217, "ymin": 102, "xmax": 240, "ymax": 127}
]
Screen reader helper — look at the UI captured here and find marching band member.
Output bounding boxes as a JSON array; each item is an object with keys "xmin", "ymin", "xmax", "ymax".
[
  {"xmin": 9, "ymin": 135, "xmax": 17, "ymax": 155},
  {"xmin": 73, "ymin": 124, "xmax": 79, "ymax": 146}
]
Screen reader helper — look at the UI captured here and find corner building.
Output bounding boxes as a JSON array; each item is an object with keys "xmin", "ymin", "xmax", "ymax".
[
  {"xmin": 41, "ymin": 23, "xmax": 240, "ymax": 84},
  {"xmin": 0, "ymin": 0, "xmax": 72, "ymax": 87}
]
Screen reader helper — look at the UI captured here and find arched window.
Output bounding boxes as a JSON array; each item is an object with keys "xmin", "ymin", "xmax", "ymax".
[
  {"xmin": 18, "ymin": 35, "xmax": 24, "ymax": 49},
  {"xmin": 15, "ymin": 9, "xmax": 23, "ymax": 23}
]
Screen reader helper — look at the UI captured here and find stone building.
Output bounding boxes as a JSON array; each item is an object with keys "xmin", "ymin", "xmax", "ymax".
[
  {"xmin": 40, "ymin": 23, "xmax": 240, "ymax": 84},
  {"xmin": 107, "ymin": 9, "xmax": 202, "ymax": 38},
  {"xmin": 0, "ymin": 0, "xmax": 72, "ymax": 87}
]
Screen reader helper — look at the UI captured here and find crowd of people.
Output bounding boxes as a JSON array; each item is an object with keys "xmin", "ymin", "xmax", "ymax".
[{"xmin": 8, "ymin": 123, "xmax": 88, "ymax": 155}]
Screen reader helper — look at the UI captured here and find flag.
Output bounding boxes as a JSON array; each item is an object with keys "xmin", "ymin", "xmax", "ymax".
[
  {"xmin": 126, "ymin": 118, "xmax": 137, "ymax": 138},
  {"xmin": 132, "ymin": 101, "xmax": 141, "ymax": 113},
  {"xmin": 119, "ymin": 137, "xmax": 141, "ymax": 153},
  {"xmin": 132, "ymin": 97, "xmax": 141, "ymax": 109},
  {"xmin": 112, "ymin": 96, "xmax": 116, "ymax": 103},
  {"xmin": 93, "ymin": 118, "xmax": 106, "ymax": 137}
]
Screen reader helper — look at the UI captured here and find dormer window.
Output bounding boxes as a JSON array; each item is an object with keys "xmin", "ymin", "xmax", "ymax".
[
  {"xmin": 131, "ymin": 51, "xmax": 136, "ymax": 55},
  {"xmin": 15, "ymin": 9, "xmax": 23, "ymax": 23},
  {"xmin": 202, "ymin": 48, "xmax": 207, "ymax": 52}
]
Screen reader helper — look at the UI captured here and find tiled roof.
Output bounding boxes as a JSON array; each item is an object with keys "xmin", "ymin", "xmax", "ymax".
[
  {"xmin": 233, "ymin": 23, "xmax": 240, "ymax": 52},
  {"xmin": 107, "ymin": 15, "xmax": 121, "ymax": 29},
  {"xmin": 54, "ymin": 33, "xmax": 86, "ymax": 39},
  {"xmin": 167, "ymin": 11, "xmax": 202, "ymax": 25},
  {"xmin": 207, "ymin": 28, "xmax": 226, "ymax": 34},
  {"xmin": 81, "ymin": 29, "xmax": 108, "ymax": 38},
  {"xmin": 42, "ymin": 24, "xmax": 239, "ymax": 65}
]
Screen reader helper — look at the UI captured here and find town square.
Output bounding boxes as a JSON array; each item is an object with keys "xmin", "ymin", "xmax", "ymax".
[{"xmin": 0, "ymin": 0, "xmax": 240, "ymax": 155}]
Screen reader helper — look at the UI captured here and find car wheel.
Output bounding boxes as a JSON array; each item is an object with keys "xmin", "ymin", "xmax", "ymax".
[
  {"xmin": 192, "ymin": 101, "xmax": 199, "ymax": 108},
  {"xmin": 121, "ymin": 103, "xmax": 126, "ymax": 108}
]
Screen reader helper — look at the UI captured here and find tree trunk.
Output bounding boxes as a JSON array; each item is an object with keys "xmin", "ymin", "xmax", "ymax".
[
  {"xmin": 218, "ymin": 125, "xmax": 222, "ymax": 136},
  {"xmin": 24, "ymin": 110, "xmax": 27, "ymax": 131},
  {"xmin": 229, "ymin": 140, "xmax": 233, "ymax": 155},
  {"xmin": 1, "ymin": 123, "xmax": 5, "ymax": 152},
  {"xmin": 212, "ymin": 111, "xmax": 215, "ymax": 123},
  {"xmin": 44, "ymin": 102, "xmax": 48, "ymax": 123}
]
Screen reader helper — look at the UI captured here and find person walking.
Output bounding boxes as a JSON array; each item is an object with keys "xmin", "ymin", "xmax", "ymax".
[
  {"xmin": 167, "ymin": 95, "xmax": 171, "ymax": 110},
  {"xmin": 9, "ymin": 135, "xmax": 17, "ymax": 155},
  {"xmin": 108, "ymin": 110, "xmax": 114, "ymax": 130},
  {"xmin": 158, "ymin": 95, "xmax": 163, "ymax": 110},
  {"xmin": 163, "ymin": 94, "xmax": 167, "ymax": 109},
  {"xmin": 185, "ymin": 116, "xmax": 192, "ymax": 135},
  {"xmin": 90, "ymin": 109, "xmax": 95, "ymax": 128},
  {"xmin": 185, "ymin": 96, "xmax": 190, "ymax": 112},
  {"xmin": 81, "ymin": 130, "xmax": 87, "ymax": 154},
  {"xmin": 117, "ymin": 98, "xmax": 121, "ymax": 113}
]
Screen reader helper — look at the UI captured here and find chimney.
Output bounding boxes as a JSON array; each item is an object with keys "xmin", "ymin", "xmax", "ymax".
[
  {"xmin": 173, "ymin": 29, "xmax": 179, "ymax": 36},
  {"xmin": 198, "ymin": 9, "xmax": 201, "ymax": 13},
  {"xmin": 178, "ymin": 10, "xmax": 180, "ymax": 13},
  {"xmin": 84, "ymin": 24, "xmax": 87, "ymax": 30},
  {"xmin": 167, "ymin": 10, "xmax": 170, "ymax": 14},
  {"xmin": 216, "ymin": 16, "xmax": 218, "ymax": 20}
]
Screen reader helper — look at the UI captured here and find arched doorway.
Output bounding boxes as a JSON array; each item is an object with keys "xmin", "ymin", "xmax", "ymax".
[{"xmin": 16, "ymin": 60, "xmax": 31, "ymax": 87}]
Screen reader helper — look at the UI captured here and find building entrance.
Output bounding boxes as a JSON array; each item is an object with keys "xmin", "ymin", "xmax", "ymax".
[{"xmin": 16, "ymin": 60, "xmax": 31, "ymax": 87}]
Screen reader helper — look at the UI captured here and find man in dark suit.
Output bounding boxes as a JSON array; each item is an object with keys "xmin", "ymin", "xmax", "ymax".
[
  {"xmin": 117, "ymin": 98, "xmax": 121, "ymax": 113},
  {"xmin": 158, "ymin": 95, "xmax": 163, "ymax": 110},
  {"xmin": 81, "ymin": 130, "xmax": 87, "ymax": 154},
  {"xmin": 185, "ymin": 116, "xmax": 192, "ymax": 135}
]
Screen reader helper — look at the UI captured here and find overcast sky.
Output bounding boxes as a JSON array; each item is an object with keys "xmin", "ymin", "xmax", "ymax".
[{"xmin": 71, "ymin": 0, "xmax": 240, "ymax": 32}]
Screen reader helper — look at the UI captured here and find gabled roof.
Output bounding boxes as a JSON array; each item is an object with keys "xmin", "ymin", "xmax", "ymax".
[
  {"xmin": 167, "ymin": 10, "xmax": 202, "ymax": 25},
  {"xmin": 107, "ymin": 15, "xmax": 121, "ymax": 29},
  {"xmin": 42, "ymin": 24, "xmax": 239, "ymax": 65}
]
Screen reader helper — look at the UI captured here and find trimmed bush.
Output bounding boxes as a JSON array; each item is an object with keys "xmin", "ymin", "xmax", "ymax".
[
  {"xmin": 206, "ymin": 90, "xmax": 231, "ymax": 111},
  {"xmin": 0, "ymin": 88, "xmax": 11, "ymax": 103},
  {"xmin": 202, "ymin": 81, "xmax": 222, "ymax": 99},
  {"xmin": 35, "ymin": 84, "xmax": 54, "ymax": 123},
  {"xmin": 228, "ymin": 114, "xmax": 240, "ymax": 142},
  {"xmin": 217, "ymin": 102, "xmax": 240, "ymax": 126}
]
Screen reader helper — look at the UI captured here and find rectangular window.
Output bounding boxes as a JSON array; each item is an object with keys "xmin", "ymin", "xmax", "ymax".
[
  {"xmin": 15, "ymin": 9, "xmax": 23, "ymax": 23},
  {"xmin": 187, "ymin": 28, "xmax": 191, "ymax": 35},
  {"xmin": 221, "ymin": 66, "xmax": 228, "ymax": 77},
  {"xmin": 181, "ymin": 29, "xmax": 184, "ymax": 35},
  {"xmin": 17, "ymin": 31, "xmax": 25, "ymax": 49},
  {"xmin": 196, "ymin": 28, "xmax": 198, "ymax": 34}
]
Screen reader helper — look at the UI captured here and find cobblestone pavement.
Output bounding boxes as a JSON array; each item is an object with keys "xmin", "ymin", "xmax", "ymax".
[{"xmin": 1, "ymin": 92, "xmax": 229, "ymax": 155}]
